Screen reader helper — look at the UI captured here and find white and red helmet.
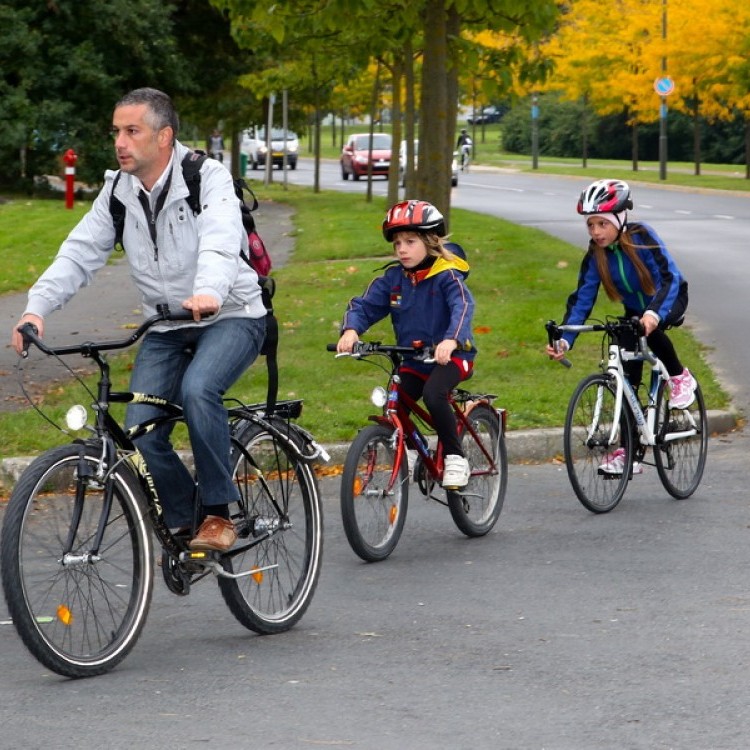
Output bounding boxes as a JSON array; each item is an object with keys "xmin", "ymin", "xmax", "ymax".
[
  {"xmin": 382, "ymin": 200, "xmax": 446, "ymax": 242},
  {"xmin": 577, "ymin": 179, "xmax": 633, "ymax": 215}
]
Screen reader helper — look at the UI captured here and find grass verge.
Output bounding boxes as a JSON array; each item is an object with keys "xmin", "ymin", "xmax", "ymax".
[{"xmin": 0, "ymin": 184, "xmax": 729, "ymax": 458}]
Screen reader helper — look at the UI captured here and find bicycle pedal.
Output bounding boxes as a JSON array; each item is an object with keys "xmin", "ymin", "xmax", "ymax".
[{"xmin": 179, "ymin": 549, "xmax": 223, "ymax": 565}]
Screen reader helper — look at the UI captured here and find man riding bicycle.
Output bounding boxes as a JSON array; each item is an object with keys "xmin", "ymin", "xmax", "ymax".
[{"xmin": 11, "ymin": 88, "xmax": 267, "ymax": 552}]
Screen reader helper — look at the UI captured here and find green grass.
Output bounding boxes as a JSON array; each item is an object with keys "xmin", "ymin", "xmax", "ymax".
[{"xmin": 0, "ymin": 185, "xmax": 730, "ymax": 458}]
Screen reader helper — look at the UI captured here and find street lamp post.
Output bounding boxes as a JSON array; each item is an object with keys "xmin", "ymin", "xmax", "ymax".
[
  {"xmin": 658, "ymin": 0, "xmax": 668, "ymax": 180},
  {"xmin": 531, "ymin": 93, "xmax": 539, "ymax": 170}
]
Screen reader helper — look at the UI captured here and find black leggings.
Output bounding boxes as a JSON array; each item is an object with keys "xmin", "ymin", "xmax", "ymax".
[
  {"xmin": 623, "ymin": 296, "xmax": 687, "ymax": 387},
  {"xmin": 398, "ymin": 364, "xmax": 464, "ymax": 457}
]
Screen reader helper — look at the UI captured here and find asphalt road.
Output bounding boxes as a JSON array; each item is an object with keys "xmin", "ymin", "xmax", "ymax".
[
  {"xmin": 2, "ymin": 159, "xmax": 749, "ymax": 748},
  {"xmin": 1, "ymin": 429, "xmax": 748, "ymax": 749}
]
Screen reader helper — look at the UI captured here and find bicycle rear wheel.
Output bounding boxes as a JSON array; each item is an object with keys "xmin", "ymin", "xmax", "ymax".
[
  {"xmin": 564, "ymin": 374, "xmax": 633, "ymax": 513},
  {"xmin": 654, "ymin": 380, "xmax": 708, "ymax": 498},
  {"xmin": 340, "ymin": 424, "xmax": 408, "ymax": 562},
  {"xmin": 1, "ymin": 444, "xmax": 153, "ymax": 678},
  {"xmin": 447, "ymin": 404, "xmax": 507, "ymax": 537},
  {"xmin": 221, "ymin": 421, "xmax": 323, "ymax": 634}
]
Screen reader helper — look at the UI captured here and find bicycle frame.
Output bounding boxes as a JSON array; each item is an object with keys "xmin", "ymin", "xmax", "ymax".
[{"xmin": 368, "ymin": 369, "xmax": 503, "ymax": 497}]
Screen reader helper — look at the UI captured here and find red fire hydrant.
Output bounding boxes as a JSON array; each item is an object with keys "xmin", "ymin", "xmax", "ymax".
[{"xmin": 63, "ymin": 148, "xmax": 78, "ymax": 209}]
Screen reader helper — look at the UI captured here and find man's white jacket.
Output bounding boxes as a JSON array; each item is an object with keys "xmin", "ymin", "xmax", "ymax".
[{"xmin": 25, "ymin": 140, "xmax": 267, "ymax": 330}]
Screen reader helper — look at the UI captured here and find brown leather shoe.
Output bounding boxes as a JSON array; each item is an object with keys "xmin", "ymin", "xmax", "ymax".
[{"xmin": 189, "ymin": 516, "xmax": 237, "ymax": 552}]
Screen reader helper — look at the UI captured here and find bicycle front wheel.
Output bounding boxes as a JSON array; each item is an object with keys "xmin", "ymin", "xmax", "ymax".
[
  {"xmin": 654, "ymin": 380, "xmax": 708, "ymax": 498},
  {"xmin": 447, "ymin": 404, "xmax": 507, "ymax": 537},
  {"xmin": 340, "ymin": 424, "xmax": 409, "ymax": 562},
  {"xmin": 564, "ymin": 374, "xmax": 633, "ymax": 513},
  {"xmin": 1, "ymin": 444, "xmax": 153, "ymax": 678},
  {"xmin": 221, "ymin": 421, "xmax": 323, "ymax": 634}
]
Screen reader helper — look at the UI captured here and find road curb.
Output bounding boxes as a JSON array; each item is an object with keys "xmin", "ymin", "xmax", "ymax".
[{"xmin": 0, "ymin": 410, "xmax": 738, "ymax": 492}]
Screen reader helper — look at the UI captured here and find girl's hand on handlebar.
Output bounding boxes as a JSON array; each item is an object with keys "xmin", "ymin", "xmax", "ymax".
[
  {"xmin": 640, "ymin": 313, "xmax": 658, "ymax": 336},
  {"xmin": 337, "ymin": 329, "xmax": 360, "ymax": 354},
  {"xmin": 12, "ymin": 314, "xmax": 44, "ymax": 355},
  {"xmin": 434, "ymin": 338, "xmax": 457, "ymax": 365},
  {"xmin": 545, "ymin": 338, "xmax": 569, "ymax": 362}
]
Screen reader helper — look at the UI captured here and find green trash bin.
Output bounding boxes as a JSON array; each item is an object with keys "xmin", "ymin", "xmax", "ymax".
[{"xmin": 240, "ymin": 152, "xmax": 248, "ymax": 176}]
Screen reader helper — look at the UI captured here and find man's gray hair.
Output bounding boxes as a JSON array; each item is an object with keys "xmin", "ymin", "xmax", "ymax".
[{"xmin": 116, "ymin": 88, "xmax": 179, "ymax": 141}]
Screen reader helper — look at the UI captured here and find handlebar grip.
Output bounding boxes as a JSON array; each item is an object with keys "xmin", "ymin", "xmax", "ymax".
[
  {"xmin": 17, "ymin": 322, "xmax": 40, "ymax": 359},
  {"xmin": 326, "ymin": 343, "xmax": 338, "ymax": 352},
  {"xmin": 545, "ymin": 321, "xmax": 572, "ymax": 367},
  {"xmin": 553, "ymin": 341, "xmax": 572, "ymax": 369}
]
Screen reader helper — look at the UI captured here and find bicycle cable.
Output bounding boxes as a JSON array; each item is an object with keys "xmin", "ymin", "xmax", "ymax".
[{"xmin": 14, "ymin": 346, "xmax": 98, "ymax": 434}]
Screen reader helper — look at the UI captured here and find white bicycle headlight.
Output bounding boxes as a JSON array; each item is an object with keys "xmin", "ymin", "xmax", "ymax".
[
  {"xmin": 370, "ymin": 386, "xmax": 387, "ymax": 408},
  {"xmin": 65, "ymin": 404, "xmax": 89, "ymax": 431}
]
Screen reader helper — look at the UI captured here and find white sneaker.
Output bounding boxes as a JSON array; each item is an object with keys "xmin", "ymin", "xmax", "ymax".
[
  {"xmin": 669, "ymin": 368, "xmax": 697, "ymax": 409},
  {"xmin": 442, "ymin": 454, "xmax": 470, "ymax": 489},
  {"xmin": 599, "ymin": 448, "xmax": 643, "ymax": 476}
]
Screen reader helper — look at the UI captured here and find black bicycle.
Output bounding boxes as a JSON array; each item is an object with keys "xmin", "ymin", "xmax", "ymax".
[{"xmin": 1, "ymin": 306, "xmax": 326, "ymax": 678}]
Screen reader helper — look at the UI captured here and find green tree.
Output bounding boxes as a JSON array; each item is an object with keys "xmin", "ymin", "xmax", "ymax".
[{"xmin": 0, "ymin": 0, "xmax": 253, "ymax": 189}]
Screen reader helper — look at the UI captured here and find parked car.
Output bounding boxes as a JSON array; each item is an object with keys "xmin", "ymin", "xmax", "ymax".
[
  {"xmin": 398, "ymin": 140, "xmax": 459, "ymax": 187},
  {"xmin": 466, "ymin": 105, "xmax": 505, "ymax": 125},
  {"xmin": 241, "ymin": 128, "xmax": 299, "ymax": 170},
  {"xmin": 340, "ymin": 133, "xmax": 392, "ymax": 180}
]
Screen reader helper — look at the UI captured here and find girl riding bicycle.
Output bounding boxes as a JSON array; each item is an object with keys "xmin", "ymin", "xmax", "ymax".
[
  {"xmin": 545, "ymin": 179, "xmax": 697, "ymax": 473},
  {"xmin": 336, "ymin": 200, "xmax": 476, "ymax": 489}
]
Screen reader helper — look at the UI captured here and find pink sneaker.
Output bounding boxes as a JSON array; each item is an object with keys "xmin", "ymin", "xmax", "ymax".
[
  {"xmin": 669, "ymin": 368, "xmax": 697, "ymax": 409},
  {"xmin": 599, "ymin": 448, "xmax": 643, "ymax": 476}
]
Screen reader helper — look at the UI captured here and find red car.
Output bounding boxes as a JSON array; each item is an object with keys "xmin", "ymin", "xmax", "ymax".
[{"xmin": 340, "ymin": 133, "xmax": 392, "ymax": 180}]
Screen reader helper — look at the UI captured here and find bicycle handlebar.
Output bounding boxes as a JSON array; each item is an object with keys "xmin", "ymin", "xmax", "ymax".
[
  {"xmin": 18, "ymin": 304, "xmax": 199, "ymax": 359},
  {"xmin": 327, "ymin": 341, "xmax": 435, "ymax": 363},
  {"xmin": 545, "ymin": 318, "xmax": 657, "ymax": 366}
]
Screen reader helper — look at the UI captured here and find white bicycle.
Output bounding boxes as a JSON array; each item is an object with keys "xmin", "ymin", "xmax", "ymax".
[{"xmin": 546, "ymin": 317, "xmax": 708, "ymax": 513}]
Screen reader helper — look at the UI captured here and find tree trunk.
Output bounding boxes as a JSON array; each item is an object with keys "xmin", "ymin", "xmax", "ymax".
[
  {"xmin": 403, "ymin": 39, "xmax": 417, "ymax": 196},
  {"xmin": 581, "ymin": 95, "xmax": 588, "ymax": 169},
  {"xmin": 366, "ymin": 60, "xmax": 381, "ymax": 203},
  {"xmin": 417, "ymin": 0, "xmax": 451, "ymax": 223},
  {"xmin": 387, "ymin": 55, "xmax": 403, "ymax": 207},
  {"xmin": 692, "ymin": 90, "xmax": 701, "ymax": 177}
]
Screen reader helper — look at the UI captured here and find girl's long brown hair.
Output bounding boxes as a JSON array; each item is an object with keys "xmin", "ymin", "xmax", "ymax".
[{"xmin": 592, "ymin": 223, "xmax": 656, "ymax": 301}]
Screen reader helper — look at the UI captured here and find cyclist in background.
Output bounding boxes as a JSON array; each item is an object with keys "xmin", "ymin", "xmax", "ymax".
[
  {"xmin": 545, "ymin": 179, "xmax": 696, "ymax": 473},
  {"xmin": 456, "ymin": 129, "xmax": 472, "ymax": 171},
  {"xmin": 11, "ymin": 88, "xmax": 267, "ymax": 551},
  {"xmin": 336, "ymin": 200, "xmax": 476, "ymax": 490}
]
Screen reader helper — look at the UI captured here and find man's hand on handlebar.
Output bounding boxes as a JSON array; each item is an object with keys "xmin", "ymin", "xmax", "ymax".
[
  {"xmin": 182, "ymin": 294, "xmax": 220, "ymax": 322},
  {"xmin": 12, "ymin": 313, "xmax": 44, "ymax": 355}
]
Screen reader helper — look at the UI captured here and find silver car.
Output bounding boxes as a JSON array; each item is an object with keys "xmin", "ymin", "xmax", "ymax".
[{"xmin": 399, "ymin": 140, "xmax": 458, "ymax": 187}]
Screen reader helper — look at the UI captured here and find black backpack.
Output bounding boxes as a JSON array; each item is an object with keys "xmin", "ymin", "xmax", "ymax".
[{"xmin": 108, "ymin": 152, "xmax": 279, "ymax": 411}]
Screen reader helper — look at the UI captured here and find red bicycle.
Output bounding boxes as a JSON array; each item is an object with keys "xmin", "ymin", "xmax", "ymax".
[{"xmin": 330, "ymin": 341, "xmax": 507, "ymax": 561}]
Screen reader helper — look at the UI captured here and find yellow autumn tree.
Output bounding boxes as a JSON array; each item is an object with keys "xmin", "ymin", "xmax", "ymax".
[{"xmin": 539, "ymin": 0, "xmax": 750, "ymax": 172}]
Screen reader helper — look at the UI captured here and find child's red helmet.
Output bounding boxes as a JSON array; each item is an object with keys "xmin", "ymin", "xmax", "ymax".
[{"xmin": 382, "ymin": 200, "xmax": 446, "ymax": 242}]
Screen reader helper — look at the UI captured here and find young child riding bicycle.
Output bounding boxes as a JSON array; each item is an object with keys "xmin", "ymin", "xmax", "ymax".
[
  {"xmin": 545, "ymin": 179, "xmax": 697, "ymax": 474},
  {"xmin": 336, "ymin": 199, "xmax": 476, "ymax": 489}
]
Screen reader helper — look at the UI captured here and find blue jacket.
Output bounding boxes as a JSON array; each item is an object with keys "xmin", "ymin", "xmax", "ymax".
[
  {"xmin": 342, "ymin": 255, "xmax": 476, "ymax": 370},
  {"xmin": 561, "ymin": 222, "xmax": 687, "ymax": 349}
]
